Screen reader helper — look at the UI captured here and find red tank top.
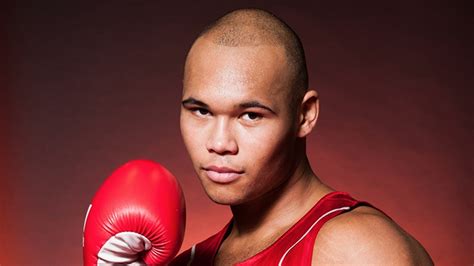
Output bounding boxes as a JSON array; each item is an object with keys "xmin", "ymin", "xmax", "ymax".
[{"xmin": 171, "ymin": 191, "xmax": 375, "ymax": 266}]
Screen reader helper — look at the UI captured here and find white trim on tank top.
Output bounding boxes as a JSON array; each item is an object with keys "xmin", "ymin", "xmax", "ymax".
[
  {"xmin": 186, "ymin": 206, "xmax": 352, "ymax": 266},
  {"xmin": 278, "ymin": 206, "xmax": 351, "ymax": 266}
]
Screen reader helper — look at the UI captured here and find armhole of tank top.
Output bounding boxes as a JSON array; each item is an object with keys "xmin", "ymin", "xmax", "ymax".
[{"xmin": 278, "ymin": 206, "xmax": 351, "ymax": 266}]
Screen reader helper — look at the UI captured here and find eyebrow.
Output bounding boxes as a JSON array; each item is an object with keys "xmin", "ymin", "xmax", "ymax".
[
  {"xmin": 239, "ymin": 101, "xmax": 276, "ymax": 114},
  {"xmin": 182, "ymin": 97, "xmax": 209, "ymax": 108},
  {"xmin": 181, "ymin": 97, "xmax": 275, "ymax": 114}
]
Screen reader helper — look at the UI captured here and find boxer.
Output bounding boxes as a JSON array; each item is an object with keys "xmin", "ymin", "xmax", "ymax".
[{"xmin": 172, "ymin": 8, "xmax": 433, "ymax": 265}]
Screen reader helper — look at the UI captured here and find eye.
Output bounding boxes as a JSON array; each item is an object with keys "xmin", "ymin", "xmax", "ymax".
[
  {"xmin": 192, "ymin": 108, "xmax": 210, "ymax": 117},
  {"xmin": 241, "ymin": 112, "xmax": 262, "ymax": 122}
]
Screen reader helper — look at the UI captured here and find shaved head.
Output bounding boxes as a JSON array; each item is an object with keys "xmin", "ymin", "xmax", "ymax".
[
  {"xmin": 185, "ymin": 8, "xmax": 309, "ymax": 109},
  {"xmin": 180, "ymin": 8, "xmax": 321, "ymax": 208}
]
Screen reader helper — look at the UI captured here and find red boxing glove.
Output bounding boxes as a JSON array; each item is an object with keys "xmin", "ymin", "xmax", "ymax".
[{"xmin": 83, "ymin": 160, "xmax": 186, "ymax": 265}]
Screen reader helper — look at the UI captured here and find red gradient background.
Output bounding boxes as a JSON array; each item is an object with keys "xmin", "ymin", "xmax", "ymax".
[{"xmin": 1, "ymin": 1, "xmax": 471, "ymax": 265}]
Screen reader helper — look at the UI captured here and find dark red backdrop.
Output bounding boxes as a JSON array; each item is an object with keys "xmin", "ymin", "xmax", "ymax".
[{"xmin": 1, "ymin": 1, "xmax": 471, "ymax": 265}]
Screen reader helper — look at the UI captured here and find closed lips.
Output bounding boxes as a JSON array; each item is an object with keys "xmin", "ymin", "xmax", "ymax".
[{"xmin": 204, "ymin": 166, "xmax": 243, "ymax": 183}]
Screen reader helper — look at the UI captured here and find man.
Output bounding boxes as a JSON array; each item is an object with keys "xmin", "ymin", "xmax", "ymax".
[{"xmin": 172, "ymin": 8, "xmax": 433, "ymax": 265}]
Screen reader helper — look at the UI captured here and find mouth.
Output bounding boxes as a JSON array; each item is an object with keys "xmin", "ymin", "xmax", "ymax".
[{"xmin": 203, "ymin": 165, "xmax": 244, "ymax": 184}]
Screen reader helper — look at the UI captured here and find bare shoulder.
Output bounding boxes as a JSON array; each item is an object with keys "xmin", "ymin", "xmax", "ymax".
[{"xmin": 312, "ymin": 206, "xmax": 433, "ymax": 265}]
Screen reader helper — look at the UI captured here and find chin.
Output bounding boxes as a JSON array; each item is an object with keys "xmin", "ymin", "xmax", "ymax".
[
  {"xmin": 208, "ymin": 196, "xmax": 235, "ymax": 205},
  {"xmin": 204, "ymin": 187, "xmax": 247, "ymax": 206}
]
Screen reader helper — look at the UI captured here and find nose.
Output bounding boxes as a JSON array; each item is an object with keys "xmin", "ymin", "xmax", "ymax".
[{"xmin": 206, "ymin": 117, "xmax": 238, "ymax": 155}]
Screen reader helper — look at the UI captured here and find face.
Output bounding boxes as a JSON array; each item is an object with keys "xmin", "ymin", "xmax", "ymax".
[{"xmin": 180, "ymin": 38, "xmax": 301, "ymax": 206}]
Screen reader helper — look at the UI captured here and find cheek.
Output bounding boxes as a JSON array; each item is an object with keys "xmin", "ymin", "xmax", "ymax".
[
  {"xmin": 238, "ymin": 122, "xmax": 294, "ymax": 169},
  {"xmin": 180, "ymin": 115, "xmax": 201, "ymax": 156}
]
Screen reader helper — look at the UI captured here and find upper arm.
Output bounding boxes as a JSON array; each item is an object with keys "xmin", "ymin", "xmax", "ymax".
[{"xmin": 312, "ymin": 207, "xmax": 433, "ymax": 265}]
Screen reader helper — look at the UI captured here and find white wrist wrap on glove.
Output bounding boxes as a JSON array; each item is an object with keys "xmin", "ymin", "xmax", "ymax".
[{"xmin": 97, "ymin": 231, "xmax": 152, "ymax": 264}]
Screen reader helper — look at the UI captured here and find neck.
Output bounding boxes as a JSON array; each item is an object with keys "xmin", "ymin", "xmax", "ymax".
[{"xmin": 229, "ymin": 156, "xmax": 333, "ymax": 238}]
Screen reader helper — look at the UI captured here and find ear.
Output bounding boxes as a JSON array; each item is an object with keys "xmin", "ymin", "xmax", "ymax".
[{"xmin": 297, "ymin": 90, "xmax": 319, "ymax": 138}]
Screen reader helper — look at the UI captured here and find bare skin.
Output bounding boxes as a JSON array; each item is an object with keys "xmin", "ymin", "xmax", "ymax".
[
  {"xmin": 180, "ymin": 36, "xmax": 433, "ymax": 265},
  {"xmin": 313, "ymin": 206, "xmax": 433, "ymax": 265}
]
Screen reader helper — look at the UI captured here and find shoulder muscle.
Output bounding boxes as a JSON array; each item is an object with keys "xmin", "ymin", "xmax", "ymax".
[{"xmin": 312, "ymin": 206, "xmax": 433, "ymax": 265}]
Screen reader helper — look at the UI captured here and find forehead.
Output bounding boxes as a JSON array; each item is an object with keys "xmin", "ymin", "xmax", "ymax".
[{"xmin": 183, "ymin": 38, "xmax": 291, "ymax": 108}]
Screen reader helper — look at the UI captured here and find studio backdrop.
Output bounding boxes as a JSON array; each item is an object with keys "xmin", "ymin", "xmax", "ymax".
[{"xmin": 1, "ymin": 1, "xmax": 470, "ymax": 265}]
